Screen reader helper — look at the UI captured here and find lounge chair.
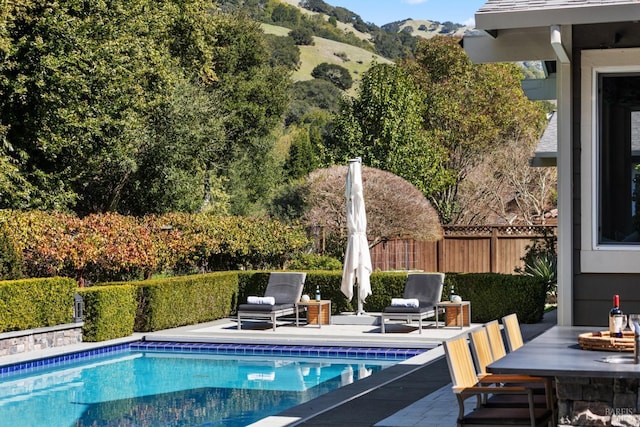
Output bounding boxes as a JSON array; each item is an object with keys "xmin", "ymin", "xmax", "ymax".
[
  {"xmin": 380, "ymin": 272, "xmax": 444, "ymax": 334},
  {"xmin": 237, "ymin": 272, "xmax": 306, "ymax": 331}
]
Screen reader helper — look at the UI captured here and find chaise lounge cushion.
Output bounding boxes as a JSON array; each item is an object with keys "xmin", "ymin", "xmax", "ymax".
[
  {"xmin": 237, "ymin": 303, "xmax": 295, "ymax": 313},
  {"xmin": 383, "ymin": 305, "xmax": 425, "ymax": 314}
]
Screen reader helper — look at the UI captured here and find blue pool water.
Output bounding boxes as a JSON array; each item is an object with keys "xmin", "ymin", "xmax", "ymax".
[{"xmin": 0, "ymin": 342, "xmax": 424, "ymax": 426}]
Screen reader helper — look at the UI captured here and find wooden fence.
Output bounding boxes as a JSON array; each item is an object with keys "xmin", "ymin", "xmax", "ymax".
[{"xmin": 369, "ymin": 225, "xmax": 556, "ymax": 274}]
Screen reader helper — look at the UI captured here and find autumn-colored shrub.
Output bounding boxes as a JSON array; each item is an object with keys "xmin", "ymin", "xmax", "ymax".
[
  {"xmin": 0, "ymin": 210, "xmax": 161, "ymax": 283},
  {"xmin": 0, "ymin": 210, "xmax": 310, "ymax": 282},
  {"xmin": 147, "ymin": 213, "xmax": 310, "ymax": 273}
]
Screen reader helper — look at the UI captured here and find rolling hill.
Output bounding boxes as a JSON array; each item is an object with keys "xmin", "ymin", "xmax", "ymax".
[{"xmin": 261, "ymin": 23, "xmax": 392, "ymax": 90}]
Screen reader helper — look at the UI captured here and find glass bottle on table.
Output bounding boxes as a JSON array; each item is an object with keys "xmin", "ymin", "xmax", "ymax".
[{"xmin": 609, "ymin": 294, "xmax": 624, "ymax": 338}]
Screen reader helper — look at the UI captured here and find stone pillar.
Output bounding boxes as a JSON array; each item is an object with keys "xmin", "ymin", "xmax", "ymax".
[{"xmin": 556, "ymin": 376, "xmax": 640, "ymax": 426}]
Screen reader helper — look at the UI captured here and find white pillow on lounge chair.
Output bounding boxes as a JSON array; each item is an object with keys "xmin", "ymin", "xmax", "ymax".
[
  {"xmin": 247, "ymin": 296, "xmax": 276, "ymax": 305},
  {"xmin": 390, "ymin": 298, "xmax": 419, "ymax": 308}
]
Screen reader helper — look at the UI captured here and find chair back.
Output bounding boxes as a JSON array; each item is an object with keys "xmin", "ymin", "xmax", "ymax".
[
  {"xmin": 484, "ymin": 320, "xmax": 507, "ymax": 360},
  {"xmin": 443, "ymin": 335, "xmax": 480, "ymax": 391},
  {"xmin": 502, "ymin": 313, "xmax": 524, "ymax": 352},
  {"xmin": 264, "ymin": 272, "xmax": 306, "ymax": 304},
  {"xmin": 468, "ymin": 327, "xmax": 495, "ymax": 376},
  {"xmin": 403, "ymin": 273, "xmax": 444, "ymax": 308}
]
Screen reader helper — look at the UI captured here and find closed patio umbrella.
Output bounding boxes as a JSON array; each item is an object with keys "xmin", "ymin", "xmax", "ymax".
[{"xmin": 341, "ymin": 158, "xmax": 372, "ymax": 315}]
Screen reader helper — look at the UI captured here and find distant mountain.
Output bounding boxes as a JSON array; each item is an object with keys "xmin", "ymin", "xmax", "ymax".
[
  {"xmin": 382, "ymin": 19, "xmax": 471, "ymax": 39},
  {"xmin": 261, "ymin": 0, "xmax": 483, "ymax": 95},
  {"xmin": 287, "ymin": 0, "xmax": 473, "ymax": 56}
]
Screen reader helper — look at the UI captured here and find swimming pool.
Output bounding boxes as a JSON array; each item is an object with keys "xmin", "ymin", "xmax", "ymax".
[{"xmin": 0, "ymin": 342, "xmax": 425, "ymax": 426}]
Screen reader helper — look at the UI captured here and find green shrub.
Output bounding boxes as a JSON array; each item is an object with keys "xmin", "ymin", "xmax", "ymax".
[
  {"xmin": 0, "ymin": 221, "xmax": 23, "ymax": 280},
  {"xmin": 79, "ymin": 285, "xmax": 136, "ymax": 342},
  {"xmin": 238, "ymin": 271, "xmax": 545, "ymax": 323},
  {"xmin": 288, "ymin": 253, "xmax": 342, "ymax": 270},
  {"xmin": 148, "ymin": 213, "xmax": 311, "ymax": 273},
  {"xmin": 517, "ymin": 227, "xmax": 557, "ymax": 301},
  {"xmin": 237, "ymin": 271, "xmax": 407, "ymax": 314},
  {"xmin": 0, "ymin": 277, "xmax": 75, "ymax": 332},
  {"xmin": 126, "ymin": 272, "xmax": 238, "ymax": 332},
  {"xmin": 446, "ymin": 273, "xmax": 546, "ymax": 323}
]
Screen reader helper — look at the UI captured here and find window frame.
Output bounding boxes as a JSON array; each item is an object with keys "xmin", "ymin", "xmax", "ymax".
[{"xmin": 581, "ymin": 48, "xmax": 640, "ymax": 273}]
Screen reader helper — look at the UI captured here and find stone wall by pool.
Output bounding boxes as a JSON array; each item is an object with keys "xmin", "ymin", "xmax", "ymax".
[{"xmin": 0, "ymin": 324, "xmax": 82, "ymax": 356}]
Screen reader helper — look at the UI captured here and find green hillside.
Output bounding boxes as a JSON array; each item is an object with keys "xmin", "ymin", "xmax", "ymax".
[{"xmin": 261, "ymin": 23, "xmax": 393, "ymax": 92}]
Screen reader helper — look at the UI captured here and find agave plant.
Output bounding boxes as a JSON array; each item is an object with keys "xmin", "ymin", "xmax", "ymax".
[{"xmin": 523, "ymin": 252, "xmax": 557, "ymax": 300}]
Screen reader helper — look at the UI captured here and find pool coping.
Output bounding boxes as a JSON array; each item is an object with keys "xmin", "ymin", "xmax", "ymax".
[{"xmin": 251, "ymin": 346, "xmax": 446, "ymax": 427}]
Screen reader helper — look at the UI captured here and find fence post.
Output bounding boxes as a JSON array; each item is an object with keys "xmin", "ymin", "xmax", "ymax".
[{"xmin": 490, "ymin": 227, "xmax": 498, "ymax": 272}]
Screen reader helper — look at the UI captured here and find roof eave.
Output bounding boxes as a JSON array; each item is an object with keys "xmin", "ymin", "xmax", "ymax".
[
  {"xmin": 530, "ymin": 154, "xmax": 557, "ymax": 168},
  {"xmin": 463, "ymin": 27, "xmax": 557, "ymax": 63},
  {"xmin": 476, "ymin": 4, "xmax": 640, "ymax": 31}
]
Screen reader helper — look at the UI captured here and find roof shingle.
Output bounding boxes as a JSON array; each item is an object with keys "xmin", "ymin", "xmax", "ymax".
[
  {"xmin": 475, "ymin": 0, "xmax": 640, "ymax": 30},
  {"xmin": 478, "ymin": 0, "xmax": 640, "ymax": 14}
]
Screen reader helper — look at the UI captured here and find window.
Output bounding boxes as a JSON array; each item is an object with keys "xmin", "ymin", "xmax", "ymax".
[
  {"xmin": 581, "ymin": 49, "xmax": 640, "ymax": 273},
  {"xmin": 598, "ymin": 75, "xmax": 640, "ymax": 244}
]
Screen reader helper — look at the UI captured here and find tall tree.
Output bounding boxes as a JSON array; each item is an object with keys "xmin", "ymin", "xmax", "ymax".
[
  {"xmin": 459, "ymin": 139, "xmax": 557, "ymax": 225},
  {"xmin": 0, "ymin": 0, "xmax": 291, "ymax": 215},
  {"xmin": 330, "ymin": 63, "xmax": 452, "ymax": 197},
  {"xmin": 402, "ymin": 36, "xmax": 547, "ymax": 223},
  {"xmin": 0, "ymin": 0, "xmax": 182, "ymax": 213}
]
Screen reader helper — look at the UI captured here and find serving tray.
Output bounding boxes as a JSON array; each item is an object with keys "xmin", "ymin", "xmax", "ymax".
[{"xmin": 578, "ymin": 331, "xmax": 635, "ymax": 352}]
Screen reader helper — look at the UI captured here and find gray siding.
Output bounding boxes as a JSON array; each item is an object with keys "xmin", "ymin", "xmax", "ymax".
[{"xmin": 572, "ymin": 22, "xmax": 640, "ymax": 326}]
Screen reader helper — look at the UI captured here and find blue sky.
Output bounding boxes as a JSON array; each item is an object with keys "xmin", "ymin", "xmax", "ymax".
[{"xmin": 323, "ymin": 0, "xmax": 486, "ymax": 27}]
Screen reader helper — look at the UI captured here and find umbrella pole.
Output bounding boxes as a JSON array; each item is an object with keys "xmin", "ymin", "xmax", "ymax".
[{"xmin": 356, "ymin": 277, "xmax": 365, "ymax": 316}]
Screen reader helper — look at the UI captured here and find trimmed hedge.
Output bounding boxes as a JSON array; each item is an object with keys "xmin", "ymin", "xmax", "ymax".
[
  {"xmin": 0, "ymin": 270, "xmax": 546, "ymax": 342},
  {"xmin": 238, "ymin": 271, "xmax": 546, "ymax": 324},
  {"xmin": 445, "ymin": 273, "xmax": 547, "ymax": 323},
  {"xmin": 130, "ymin": 272, "xmax": 238, "ymax": 332},
  {"xmin": 0, "ymin": 277, "xmax": 75, "ymax": 332},
  {"xmin": 79, "ymin": 285, "xmax": 136, "ymax": 342},
  {"xmin": 83, "ymin": 272, "xmax": 238, "ymax": 340},
  {"xmin": 238, "ymin": 271, "xmax": 408, "ymax": 314}
]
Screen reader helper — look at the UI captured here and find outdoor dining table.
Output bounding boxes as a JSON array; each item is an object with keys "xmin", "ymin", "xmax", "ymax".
[{"xmin": 487, "ymin": 325, "xmax": 640, "ymax": 425}]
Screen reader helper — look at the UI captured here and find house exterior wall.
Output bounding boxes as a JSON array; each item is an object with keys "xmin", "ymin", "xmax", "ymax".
[{"xmin": 572, "ymin": 22, "xmax": 640, "ymax": 326}]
